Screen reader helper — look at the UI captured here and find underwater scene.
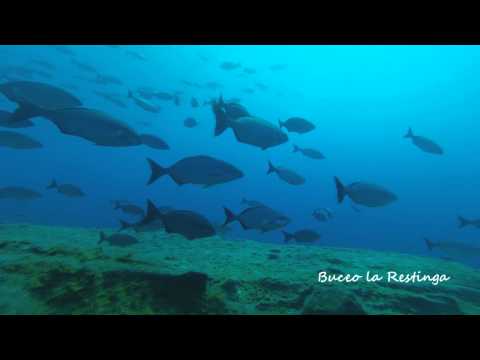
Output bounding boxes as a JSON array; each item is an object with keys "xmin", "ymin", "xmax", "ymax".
[{"xmin": 0, "ymin": 45, "xmax": 480, "ymax": 315}]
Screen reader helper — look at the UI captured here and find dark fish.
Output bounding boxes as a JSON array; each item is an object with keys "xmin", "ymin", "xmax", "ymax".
[
  {"xmin": 41, "ymin": 107, "xmax": 142, "ymax": 147},
  {"xmin": 334, "ymin": 176, "xmax": 397, "ymax": 207},
  {"xmin": 243, "ymin": 88, "xmax": 255, "ymax": 94},
  {"xmin": 182, "ymin": 80, "xmax": 204, "ymax": 89},
  {"xmin": 184, "ymin": 117, "xmax": 198, "ymax": 128},
  {"xmin": 255, "ymin": 82, "xmax": 268, "ymax": 91},
  {"xmin": 30, "ymin": 59, "xmax": 56, "ymax": 71},
  {"xmin": 146, "ymin": 156, "xmax": 243, "ymax": 187},
  {"xmin": 191, "ymin": 97, "xmax": 199, "ymax": 108},
  {"xmin": 0, "ymin": 81, "xmax": 82, "ymax": 123},
  {"xmin": 267, "ymin": 161, "xmax": 305, "ymax": 186},
  {"xmin": 119, "ymin": 201, "xmax": 171, "ymax": 233},
  {"xmin": 140, "ymin": 134, "xmax": 169, "ymax": 150},
  {"xmin": 174, "ymin": 95, "xmax": 181, "ymax": 106},
  {"xmin": 279, "ymin": 117, "xmax": 315, "ymax": 134},
  {"xmin": 220, "ymin": 62, "xmax": 241, "ymax": 71},
  {"xmin": 105, "ymin": 45, "xmax": 121, "ymax": 49},
  {"xmin": 98, "ymin": 231, "xmax": 139, "ymax": 247},
  {"xmin": 425, "ymin": 238, "xmax": 480, "ymax": 258},
  {"xmin": 312, "ymin": 208, "xmax": 333, "ymax": 222},
  {"xmin": 243, "ymin": 67, "xmax": 256, "ymax": 74},
  {"xmin": 46, "ymin": 179, "xmax": 85, "ymax": 197},
  {"xmin": 94, "ymin": 91, "xmax": 128, "ymax": 108},
  {"xmin": 71, "ymin": 59, "xmax": 97, "ymax": 74},
  {"xmin": 223, "ymin": 206, "xmax": 290, "ymax": 233},
  {"xmin": 458, "ymin": 216, "xmax": 480, "ymax": 229},
  {"xmin": 125, "ymin": 50, "xmax": 147, "ymax": 61},
  {"xmin": 159, "ymin": 209, "xmax": 216, "ymax": 240},
  {"xmin": 136, "ymin": 87, "xmax": 156, "ymax": 100},
  {"xmin": 0, "ymin": 186, "xmax": 42, "ymax": 200},
  {"xmin": 95, "ymin": 74, "xmax": 123, "ymax": 86},
  {"xmin": 0, "ymin": 131, "xmax": 42, "ymax": 149},
  {"xmin": 282, "ymin": 229, "xmax": 320, "ymax": 243},
  {"xmin": 113, "ymin": 201, "xmax": 145, "ymax": 217},
  {"xmin": 52, "ymin": 46, "xmax": 75, "ymax": 56},
  {"xmin": 0, "ymin": 111, "xmax": 34, "ymax": 128},
  {"xmin": 269, "ymin": 64, "xmax": 287, "ymax": 71},
  {"xmin": 404, "ymin": 128, "xmax": 443, "ymax": 155},
  {"xmin": 204, "ymin": 81, "xmax": 222, "ymax": 90},
  {"xmin": 293, "ymin": 144, "xmax": 325, "ymax": 159},
  {"xmin": 128, "ymin": 90, "xmax": 161, "ymax": 113},
  {"xmin": 241, "ymin": 198, "xmax": 265, "ymax": 207},
  {"xmin": 213, "ymin": 98, "xmax": 288, "ymax": 150}
]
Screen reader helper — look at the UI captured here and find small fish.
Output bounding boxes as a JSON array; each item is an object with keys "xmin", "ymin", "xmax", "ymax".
[
  {"xmin": 71, "ymin": 59, "xmax": 97, "ymax": 74},
  {"xmin": 279, "ymin": 117, "xmax": 315, "ymax": 134},
  {"xmin": 220, "ymin": 62, "xmax": 241, "ymax": 71},
  {"xmin": 223, "ymin": 206, "xmax": 290, "ymax": 233},
  {"xmin": 30, "ymin": 59, "xmax": 56, "ymax": 71},
  {"xmin": 255, "ymin": 82, "xmax": 268, "ymax": 91},
  {"xmin": 293, "ymin": 144, "xmax": 325, "ymax": 159},
  {"xmin": 52, "ymin": 46, "xmax": 76, "ymax": 56},
  {"xmin": 334, "ymin": 176, "xmax": 397, "ymax": 208},
  {"xmin": 95, "ymin": 74, "xmax": 123, "ymax": 86},
  {"xmin": 425, "ymin": 238, "xmax": 480, "ymax": 259},
  {"xmin": 146, "ymin": 156, "xmax": 243, "ymax": 187},
  {"xmin": 458, "ymin": 216, "xmax": 480, "ymax": 229},
  {"xmin": 94, "ymin": 91, "xmax": 128, "ymax": 108},
  {"xmin": 204, "ymin": 81, "xmax": 222, "ymax": 90},
  {"xmin": 184, "ymin": 117, "xmax": 198, "ymax": 128},
  {"xmin": 46, "ymin": 179, "xmax": 85, "ymax": 197},
  {"xmin": 404, "ymin": 128, "xmax": 443, "ymax": 155},
  {"xmin": 191, "ymin": 97, "xmax": 199, "ymax": 108},
  {"xmin": 243, "ymin": 88, "xmax": 255, "ymax": 94},
  {"xmin": 282, "ymin": 229, "xmax": 320, "ymax": 243},
  {"xmin": 128, "ymin": 90, "xmax": 161, "ymax": 113},
  {"xmin": 174, "ymin": 94, "xmax": 181, "ymax": 106},
  {"xmin": 98, "ymin": 231, "xmax": 139, "ymax": 247},
  {"xmin": 153, "ymin": 91, "xmax": 174, "ymax": 101},
  {"xmin": 267, "ymin": 161, "xmax": 305, "ymax": 186},
  {"xmin": 125, "ymin": 50, "xmax": 147, "ymax": 61},
  {"xmin": 312, "ymin": 208, "xmax": 333, "ymax": 222},
  {"xmin": 243, "ymin": 67, "xmax": 256, "ymax": 74}
]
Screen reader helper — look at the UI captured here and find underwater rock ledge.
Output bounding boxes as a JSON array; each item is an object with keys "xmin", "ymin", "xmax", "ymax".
[{"xmin": 0, "ymin": 223, "xmax": 480, "ymax": 315}]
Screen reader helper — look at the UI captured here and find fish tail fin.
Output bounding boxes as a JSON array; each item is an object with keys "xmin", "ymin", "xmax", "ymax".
[
  {"xmin": 404, "ymin": 127, "xmax": 414, "ymax": 138},
  {"xmin": 334, "ymin": 176, "xmax": 346, "ymax": 203},
  {"xmin": 223, "ymin": 207, "xmax": 236, "ymax": 226},
  {"xmin": 424, "ymin": 238, "xmax": 434, "ymax": 251},
  {"xmin": 146, "ymin": 158, "xmax": 168, "ymax": 185},
  {"xmin": 46, "ymin": 179, "xmax": 57, "ymax": 190},
  {"xmin": 458, "ymin": 216, "xmax": 470, "ymax": 228},
  {"xmin": 278, "ymin": 119, "xmax": 284, "ymax": 128},
  {"xmin": 293, "ymin": 144, "xmax": 300, "ymax": 153},
  {"xmin": 267, "ymin": 161, "xmax": 276, "ymax": 175},
  {"xmin": 145, "ymin": 199, "xmax": 161, "ymax": 222},
  {"xmin": 212, "ymin": 98, "xmax": 230, "ymax": 136},
  {"xmin": 282, "ymin": 231, "xmax": 294, "ymax": 243},
  {"xmin": 98, "ymin": 231, "xmax": 106, "ymax": 244},
  {"xmin": 119, "ymin": 219, "xmax": 132, "ymax": 231}
]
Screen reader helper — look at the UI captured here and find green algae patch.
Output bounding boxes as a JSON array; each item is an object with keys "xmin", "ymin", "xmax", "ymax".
[{"xmin": 1, "ymin": 224, "xmax": 480, "ymax": 314}]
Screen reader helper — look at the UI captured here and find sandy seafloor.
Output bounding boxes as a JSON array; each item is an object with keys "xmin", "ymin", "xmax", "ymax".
[{"xmin": 0, "ymin": 223, "xmax": 479, "ymax": 315}]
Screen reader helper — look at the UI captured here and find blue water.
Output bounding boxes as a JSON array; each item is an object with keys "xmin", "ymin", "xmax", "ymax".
[{"xmin": 1, "ymin": 45, "xmax": 480, "ymax": 265}]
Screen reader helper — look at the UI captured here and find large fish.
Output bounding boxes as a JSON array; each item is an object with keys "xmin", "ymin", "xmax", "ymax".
[
  {"xmin": 458, "ymin": 216, "xmax": 480, "ymax": 229},
  {"xmin": 140, "ymin": 134, "xmax": 169, "ymax": 150},
  {"xmin": 213, "ymin": 110, "xmax": 288, "ymax": 150},
  {"xmin": 0, "ymin": 186, "xmax": 42, "ymax": 200},
  {"xmin": 267, "ymin": 161, "xmax": 305, "ymax": 185},
  {"xmin": 404, "ymin": 128, "xmax": 443, "ymax": 155},
  {"xmin": 334, "ymin": 176, "xmax": 397, "ymax": 207},
  {"xmin": 223, "ymin": 205, "xmax": 290, "ymax": 232},
  {"xmin": 41, "ymin": 107, "xmax": 142, "ymax": 147},
  {"xmin": 0, "ymin": 131, "xmax": 42, "ymax": 149},
  {"xmin": 279, "ymin": 117, "xmax": 315, "ymax": 134},
  {"xmin": 146, "ymin": 156, "xmax": 243, "ymax": 187},
  {"xmin": 0, "ymin": 81, "xmax": 82, "ymax": 123},
  {"xmin": 46, "ymin": 179, "xmax": 85, "ymax": 197},
  {"xmin": 293, "ymin": 144, "xmax": 325, "ymax": 159},
  {"xmin": 282, "ymin": 229, "xmax": 320, "ymax": 243}
]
